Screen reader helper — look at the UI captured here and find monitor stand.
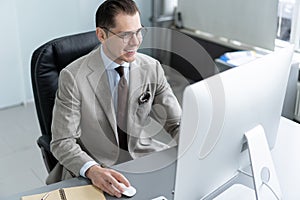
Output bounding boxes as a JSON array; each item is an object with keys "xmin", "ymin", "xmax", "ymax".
[
  {"xmin": 245, "ymin": 125, "xmax": 282, "ymax": 200},
  {"xmin": 213, "ymin": 125, "xmax": 282, "ymax": 200}
]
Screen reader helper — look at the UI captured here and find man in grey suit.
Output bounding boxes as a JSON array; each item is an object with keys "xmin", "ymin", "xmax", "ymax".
[{"xmin": 49, "ymin": 0, "xmax": 181, "ymax": 198}]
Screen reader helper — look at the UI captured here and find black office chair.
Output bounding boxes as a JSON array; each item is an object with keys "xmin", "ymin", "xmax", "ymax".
[{"xmin": 31, "ymin": 31, "xmax": 100, "ymax": 173}]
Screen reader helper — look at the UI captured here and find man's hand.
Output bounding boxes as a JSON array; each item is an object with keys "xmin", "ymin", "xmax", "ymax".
[{"xmin": 86, "ymin": 164, "xmax": 130, "ymax": 198}]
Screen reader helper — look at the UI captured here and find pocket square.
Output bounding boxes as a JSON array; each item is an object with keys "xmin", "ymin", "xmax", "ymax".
[{"xmin": 138, "ymin": 91, "xmax": 151, "ymax": 105}]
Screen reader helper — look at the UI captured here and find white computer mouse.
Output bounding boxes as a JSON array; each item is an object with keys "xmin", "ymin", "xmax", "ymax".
[{"xmin": 118, "ymin": 183, "xmax": 137, "ymax": 197}]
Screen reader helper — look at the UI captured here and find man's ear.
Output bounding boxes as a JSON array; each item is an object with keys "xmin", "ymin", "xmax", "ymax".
[{"xmin": 96, "ymin": 27, "xmax": 106, "ymax": 43}]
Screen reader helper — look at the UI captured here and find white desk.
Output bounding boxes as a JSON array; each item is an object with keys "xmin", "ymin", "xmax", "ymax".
[
  {"xmin": 272, "ymin": 117, "xmax": 300, "ymax": 200},
  {"xmin": 4, "ymin": 117, "xmax": 300, "ymax": 200}
]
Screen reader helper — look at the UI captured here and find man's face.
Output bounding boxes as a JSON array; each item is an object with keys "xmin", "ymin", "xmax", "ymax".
[{"xmin": 100, "ymin": 12, "xmax": 143, "ymax": 64}]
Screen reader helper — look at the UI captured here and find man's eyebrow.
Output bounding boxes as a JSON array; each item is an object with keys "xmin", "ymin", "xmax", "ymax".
[{"xmin": 118, "ymin": 27, "xmax": 143, "ymax": 33}]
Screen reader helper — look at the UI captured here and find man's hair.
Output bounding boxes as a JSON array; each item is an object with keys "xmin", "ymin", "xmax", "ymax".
[{"xmin": 95, "ymin": 0, "xmax": 140, "ymax": 29}]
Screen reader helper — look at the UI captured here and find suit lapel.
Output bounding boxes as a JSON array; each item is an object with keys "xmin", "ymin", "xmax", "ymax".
[
  {"xmin": 86, "ymin": 47, "xmax": 117, "ymax": 142},
  {"xmin": 128, "ymin": 60, "xmax": 146, "ymax": 112},
  {"xmin": 85, "ymin": 50, "xmax": 151, "ymax": 149},
  {"xmin": 127, "ymin": 60, "xmax": 149, "ymax": 140}
]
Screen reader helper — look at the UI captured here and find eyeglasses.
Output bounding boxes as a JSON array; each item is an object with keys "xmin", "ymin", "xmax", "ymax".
[{"xmin": 101, "ymin": 27, "xmax": 147, "ymax": 43}]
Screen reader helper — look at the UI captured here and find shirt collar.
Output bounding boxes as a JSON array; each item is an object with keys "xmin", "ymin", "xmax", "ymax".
[{"xmin": 100, "ymin": 45, "xmax": 130, "ymax": 70}]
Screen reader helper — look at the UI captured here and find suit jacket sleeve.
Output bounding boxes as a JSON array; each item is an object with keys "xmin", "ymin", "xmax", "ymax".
[
  {"xmin": 152, "ymin": 60, "xmax": 182, "ymax": 140},
  {"xmin": 50, "ymin": 68, "xmax": 94, "ymax": 177}
]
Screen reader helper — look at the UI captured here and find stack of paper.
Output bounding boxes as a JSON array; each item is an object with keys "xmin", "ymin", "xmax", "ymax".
[{"xmin": 219, "ymin": 51, "xmax": 260, "ymax": 67}]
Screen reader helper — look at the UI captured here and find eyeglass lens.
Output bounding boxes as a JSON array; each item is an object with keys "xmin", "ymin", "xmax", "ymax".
[{"xmin": 122, "ymin": 28, "xmax": 146, "ymax": 43}]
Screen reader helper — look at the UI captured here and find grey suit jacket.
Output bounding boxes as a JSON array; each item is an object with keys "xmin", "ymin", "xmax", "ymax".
[{"xmin": 47, "ymin": 47, "xmax": 181, "ymax": 183}]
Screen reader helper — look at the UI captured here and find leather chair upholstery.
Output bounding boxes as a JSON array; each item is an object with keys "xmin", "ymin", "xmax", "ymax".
[{"xmin": 31, "ymin": 31, "xmax": 99, "ymax": 173}]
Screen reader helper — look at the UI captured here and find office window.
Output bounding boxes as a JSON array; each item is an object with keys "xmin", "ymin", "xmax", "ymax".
[
  {"xmin": 277, "ymin": 0, "xmax": 294, "ymax": 42},
  {"xmin": 276, "ymin": 0, "xmax": 300, "ymax": 49},
  {"xmin": 276, "ymin": 0, "xmax": 300, "ymax": 51}
]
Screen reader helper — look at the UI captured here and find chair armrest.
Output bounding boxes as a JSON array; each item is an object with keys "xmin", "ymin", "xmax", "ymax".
[
  {"xmin": 37, "ymin": 135, "xmax": 58, "ymax": 173},
  {"xmin": 37, "ymin": 134, "xmax": 51, "ymax": 152}
]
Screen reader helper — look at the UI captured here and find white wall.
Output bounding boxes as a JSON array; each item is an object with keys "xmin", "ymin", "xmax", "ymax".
[
  {"xmin": 135, "ymin": 0, "xmax": 152, "ymax": 27},
  {"xmin": 0, "ymin": 0, "xmax": 24, "ymax": 108},
  {"xmin": 0, "ymin": 0, "xmax": 104, "ymax": 108}
]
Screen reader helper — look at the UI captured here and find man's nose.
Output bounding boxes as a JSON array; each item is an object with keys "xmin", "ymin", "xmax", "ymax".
[{"xmin": 128, "ymin": 33, "xmax": 140, "ymax": 46}]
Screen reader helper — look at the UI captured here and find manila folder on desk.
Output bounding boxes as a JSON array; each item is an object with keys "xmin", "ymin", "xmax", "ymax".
[{"xmin": 21, "ymin": 185, "xmax": 106, "ymax": 200}]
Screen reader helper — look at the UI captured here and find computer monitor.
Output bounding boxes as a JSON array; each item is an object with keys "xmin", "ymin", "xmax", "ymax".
[{"xmin": 174, "ymin": 45, "xmax": 293, "ymax": 199}]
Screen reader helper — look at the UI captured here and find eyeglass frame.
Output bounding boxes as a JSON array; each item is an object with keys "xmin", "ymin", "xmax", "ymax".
[{"xmin": 100, "ymin": 26, "xmax": 147, "ymax": 43}]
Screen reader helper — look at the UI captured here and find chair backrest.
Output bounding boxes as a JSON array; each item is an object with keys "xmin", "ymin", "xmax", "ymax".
[{"xmin": 31, "ymin": 31, "xmax": 100, "ymax": 172}]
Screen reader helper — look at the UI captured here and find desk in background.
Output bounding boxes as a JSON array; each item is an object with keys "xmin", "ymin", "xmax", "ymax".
[{"xmin": 4, "ymin": 117, "xmax": 300, "ymax": 200}]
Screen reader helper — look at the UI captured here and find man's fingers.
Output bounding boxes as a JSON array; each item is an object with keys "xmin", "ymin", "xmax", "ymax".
[
  {"xmin": 111, "ymin": 170, "xmax": 130, "ymax": 187},
  {"xmin": 106, "ymin": 176, "xmax": 125, "ymax": 192},
  {"xmin": 102, "ymin": 180, "xmax": 122, "ymax": 198},
  {"xmin": 88, "ymin": 166, "xmax": 130, "ymax": 197}
]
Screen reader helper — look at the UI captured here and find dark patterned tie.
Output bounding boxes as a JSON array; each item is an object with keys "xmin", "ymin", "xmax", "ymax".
[{"xmin": 115, "ymin": 66, "xmax": 128, "ymax": 151}]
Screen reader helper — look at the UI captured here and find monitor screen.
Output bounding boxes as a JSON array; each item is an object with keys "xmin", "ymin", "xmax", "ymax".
[{"xmin": 174, "ymin": 45, "xmax": 293, "ymax": 199}]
